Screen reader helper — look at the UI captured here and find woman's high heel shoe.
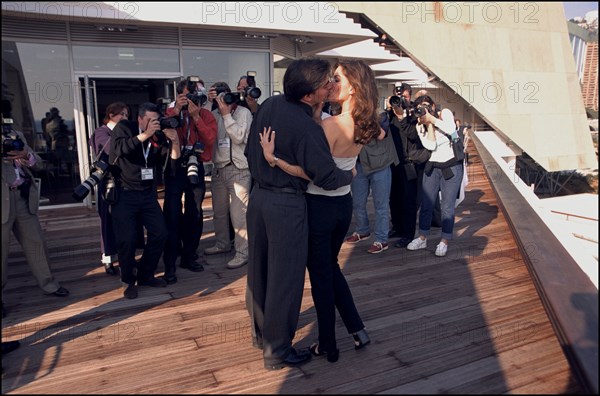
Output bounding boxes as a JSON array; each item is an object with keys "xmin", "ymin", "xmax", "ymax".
[
  {"xmin": 309, "ymin": 343, "xmax": 339, "ymax": 363},
  {"xmin": 352, "ymin": 329, "xmax": 371, "ymax": 350}
]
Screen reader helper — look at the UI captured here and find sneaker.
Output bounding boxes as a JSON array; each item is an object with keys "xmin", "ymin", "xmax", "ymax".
[
  {"xmin": 407, "ymin": 237, "xmax": 427, "ymax": 250},
  {"xmin": 227, "ymin": 254, "xmax": 248, "ymax": 269},
  {"xmin": 204, "ymin": 245, "xmax": 232, "ymax": 255},
  {"xmin": 435, "ymin": 241, "xmax": 448, "ymax": 257},
  {"xmin": 344, "ymin": 232, "xmax": 371, "ymax": 244},
  {"xmin": 367, "ymin": 241, "xmax": 388, "ymax": 254}
]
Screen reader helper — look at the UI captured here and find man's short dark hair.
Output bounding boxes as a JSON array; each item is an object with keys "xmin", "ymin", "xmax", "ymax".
[
  {"xmin": 283, "ymin": 58, "xmax": 331, "ymax": 102},
  {"xmin": 138, "ymin": 102, "xmax": 159, "ymax": 118},
  {"xmin": 399, "ymin": 83, "xmax": 412, "ymax": 96}
]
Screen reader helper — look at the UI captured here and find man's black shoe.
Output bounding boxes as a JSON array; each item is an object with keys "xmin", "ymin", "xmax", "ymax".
[
  {"xmin": 163, "ymin": 275, "xmax": 178, "ymax": 285},
  {"xmin": 2, "ymin": 340, "xmax": 20, "ymax": 355},
  {"xmin": 138, "ymin": 277, "xmax": 167, "ymax": 287},
  {"xmin": 264, "ymin": 348, "xmax": 312, "ymax": 370},
  {"xmin": 52, "ymin": 286, "xmax": 70, "ymax": 297},
  {"xmin": 123, "ymin": 284, "xmax": 138, "ymax": 299},
  {"xmin": 180, "ymin": 260, "xmax": 204, "ymax": 272},
  {"xmin": 394, "ymin": 237, "xmax": 411, "ymax": 248},
  {"xmin": 388, "ymin": 229, "xmax": 403, "ymax": 239},
  {"xmin": 104, "ymin": 262, "xmax": 119, "ymax": 276}
]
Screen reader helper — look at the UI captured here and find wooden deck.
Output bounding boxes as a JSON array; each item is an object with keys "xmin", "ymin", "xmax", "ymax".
[{"xmin": 1, "ymin": 148, "xmax": 584, "ymax": 394}]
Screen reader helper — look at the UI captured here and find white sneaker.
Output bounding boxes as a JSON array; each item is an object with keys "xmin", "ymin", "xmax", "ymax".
[
  {"xmin": 435, "ymin": 241, "xmax": 448, "ymax": 257},
  {"xmin": 407, "ymin": 237, "xmax": 427, "ymax": 250},
  {"xmin": 204, "ymin": 245, "xmax": 232, "ymax": 255},
  {"xmin": 226, "ymin": 254, "xmax": 248, "ymax": 269}
]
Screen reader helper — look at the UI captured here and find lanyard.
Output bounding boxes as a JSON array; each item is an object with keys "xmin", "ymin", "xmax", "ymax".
[{"xmin": 139, "ymin": 129, "xmax": 152, "ymax": 167}]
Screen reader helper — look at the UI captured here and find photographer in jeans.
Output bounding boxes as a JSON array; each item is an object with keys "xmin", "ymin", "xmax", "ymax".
[
  {"xmin": 407, "ymin": 95, "xmax": 463, "ymax": 257},
  {"xmin": 110, "ymin": 102, "xmax": 179, "ymax": 299},
  {"xmin": 162, "ymin": 79, "xmax": 217, "ymax": 284}
]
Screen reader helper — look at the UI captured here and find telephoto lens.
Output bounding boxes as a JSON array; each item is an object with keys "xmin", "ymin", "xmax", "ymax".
[
  {"xmin": 72, "ymin": 161, "xmax": 110, "ymax": 201},
  {"xmin": 186, "ymin": 155, "xmax": 200, "ymax": 184}
]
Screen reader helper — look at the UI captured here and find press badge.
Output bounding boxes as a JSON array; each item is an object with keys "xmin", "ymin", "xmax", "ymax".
[
  {"xmin": 141, "ymin": 167, "xmax": 154, "ymax": 180},
  {"xmin": 218, "ymin": 138, "xmax": 231, "ymax": 149}
]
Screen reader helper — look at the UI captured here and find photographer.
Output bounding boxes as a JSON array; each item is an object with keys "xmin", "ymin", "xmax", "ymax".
[
  {"xmin": 90, "ymin": 102, "xmax": 128, "ymax": 276},
  {"xmin": 204, "ymin": 82, "xmax": 252, "ymax": 269},
  {"xmin": 162, "ymin": 79, "xmax": 217, "ymax": 284},
  {"xmin": 1, "ymin": 100, "xmax": 69, "ymax": 300},
  {"xmin": 406, "ymin": 95, "xmax": 463, "ymax": 257},
  {"xmin": 386, "ymin": 84, "xmax": 432, "ymax": 248},
  {"xmin": 110, "ymin": 102, "xmax": 180, "ymax": 299},
  {"xmin": 236, "ymin": 75, "xmax": 261, "ymax": 115}
]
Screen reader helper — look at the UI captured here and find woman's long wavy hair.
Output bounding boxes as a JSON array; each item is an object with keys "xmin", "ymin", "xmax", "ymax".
[{"xmin": 335, "ymin": 60, "xmax": 380, "ymax": 145}]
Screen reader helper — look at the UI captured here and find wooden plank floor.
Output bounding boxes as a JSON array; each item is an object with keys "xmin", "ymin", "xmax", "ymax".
[{"xmin": 1, "ymin": 149, "xmax": 583, "ymax": 394}]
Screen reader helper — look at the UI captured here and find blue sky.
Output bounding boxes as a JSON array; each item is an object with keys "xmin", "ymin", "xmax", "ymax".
[{"xmin": 563, "ymin": 2, "xmax": 598, "ymax": 19}]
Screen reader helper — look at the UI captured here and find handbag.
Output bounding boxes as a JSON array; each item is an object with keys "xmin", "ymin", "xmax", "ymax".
[
  {"xmin": 444, "ymin": 131, "xmax": 465, "ymax": 162},
  {"xmin": 103, "ymin": 173, "xmax": 118, "ymax": 205}
]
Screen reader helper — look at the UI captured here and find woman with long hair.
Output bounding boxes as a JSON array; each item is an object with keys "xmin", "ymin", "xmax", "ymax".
[{"xmin": 260, "ymin": 59, "xmax": 382, "ymax": 362}]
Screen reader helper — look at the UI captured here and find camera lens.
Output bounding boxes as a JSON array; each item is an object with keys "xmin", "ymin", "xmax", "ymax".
[
  {"xmin": 246, "ymin": 87, "xmax": 261, "ymax": 99},
  {"xmin": 389, "ymin": 95, "xmax": 402, "ymax": 107},
  {"xmin": 186, "ymin": 155, "xmax": 200, "ymax": 184},
  {"xmin": 223, "ymin": 92, "xmax": 238, "ymax": 105},
  {"xmin": 159, "ymin": 117, "xmax": 179, "ymax": 129}
]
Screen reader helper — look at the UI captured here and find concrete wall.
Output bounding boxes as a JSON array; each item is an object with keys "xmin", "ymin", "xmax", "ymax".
[{"xmin": 340, "ymin": 2, "xmax": 597, "ymax": 171}]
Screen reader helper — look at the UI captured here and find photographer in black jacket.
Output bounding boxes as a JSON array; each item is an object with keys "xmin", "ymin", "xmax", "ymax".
[
  {"xmin": 109, "ymin": 102, "xmax": 180, "ymax": 299},
  {"xmin": 386, "ymin": 84, "xmax": 432, "ymax": 248}
]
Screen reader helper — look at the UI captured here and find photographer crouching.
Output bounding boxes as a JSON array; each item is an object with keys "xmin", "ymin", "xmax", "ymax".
[
  {"xmin": 110, "ymin": 102, "xmax": 180, "ymax": 299},
  {"xmin": 162, "ymin": 78, "xmax": 217, "ymax": 284},
  {"xmin": 1, "ymin": 100, "xmax": 69, "ymax": 304}
]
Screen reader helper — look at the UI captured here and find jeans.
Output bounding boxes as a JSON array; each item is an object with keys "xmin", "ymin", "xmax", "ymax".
[
  {"xmin": 419, "ymin": 162, "xmax": 464, "ymax": 240},
  {"xmin": 350, "ymin": 162, "xmax": 392, "ymax": 243}
]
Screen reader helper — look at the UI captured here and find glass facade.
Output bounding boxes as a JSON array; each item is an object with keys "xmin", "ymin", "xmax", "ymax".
[
  {"xmin": 182, "ymin": 49, "xmax": 270, "ymax": 94},
  {"xmin": 73, "ymin": 46, "xmax": 180, "ymax": 73},
  {"xmin": 3, "ymin": 41, "xmax": 79, "ymax": 206}
]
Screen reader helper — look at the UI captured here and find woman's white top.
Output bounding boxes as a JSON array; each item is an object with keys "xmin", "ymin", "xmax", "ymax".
[
  {"xmin": 307, "ymin": 155, "xmax": 357, "ymax": 196},
  {"xmin": 417, "ymin": 108, "xmax": 456, "ymax": 163}
]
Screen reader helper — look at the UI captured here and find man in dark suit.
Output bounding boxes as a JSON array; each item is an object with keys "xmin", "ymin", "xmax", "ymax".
[{"xmin": 245, "ymin": 58, "xmax": 354, "ymax": 370}]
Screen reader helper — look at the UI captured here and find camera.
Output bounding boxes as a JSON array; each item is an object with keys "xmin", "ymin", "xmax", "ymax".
[
  {"xmin": 186, "ymin": 89, "xmax": 208, "ymax": 106},
  {"xmin": 2, "ymin": 118, "xmax": 25, "ymax": 157},
  {"xmin": 181, "ymin": 141, "xmax": 205, "ymax": 184},
  {"xmin": 185, "ymin": 76, "xmax": 208, "ymax": 106},
  {"xmin": 243, "ymin": 71, "xmax": 262, "ymax": 100},
  {"xmin": 72, "ymin": 160, "xmax": 110, "ymax": 201},
  {"xmin": 159, "ymin": 116, "xmax": 179, "ymax": 130},
  {"xmin": 222, "ymin": 91, "xmax": 241, "ymax": 105},
  {"xmin": 414, "ymin": 104, "xmax": 434, "ymax": 118},
  {"xmin": 389, "ymin": 95, "xmax": 410, "ymax": 110},
  {"xmin": 153, "ymin": 117, "xmax": 180, "ymax": 146}
]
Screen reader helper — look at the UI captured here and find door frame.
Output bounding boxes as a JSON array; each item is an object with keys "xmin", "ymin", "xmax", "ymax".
[{"xmin": 73, "ymin": 73, "xmax": 180, "ymax": 208}]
